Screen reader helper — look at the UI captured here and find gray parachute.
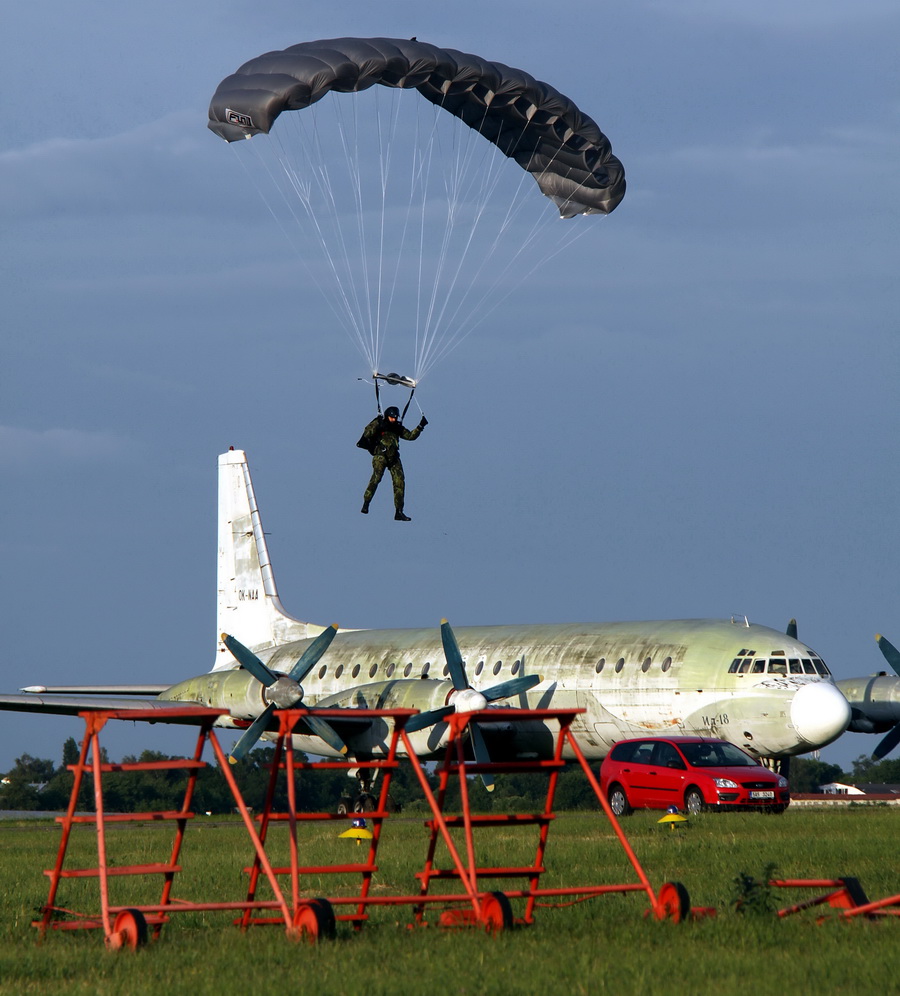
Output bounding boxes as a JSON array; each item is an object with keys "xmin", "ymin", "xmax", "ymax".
[{"xmin": 208, "ymin": 36, "xmax": 625, "ymax": 218}]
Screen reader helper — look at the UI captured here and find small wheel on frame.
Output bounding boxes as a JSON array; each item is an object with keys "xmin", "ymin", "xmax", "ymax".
[
  {"xmin": 654, "ymin": 881, "xmax": 691, "ymax": 923},
  {"xmin": 480, "ymin": 891, "xmax": 514, "ymax": 934},
  {"xmin": 107, "ymin": 908, "xmax": 149, "ymax": 950}
]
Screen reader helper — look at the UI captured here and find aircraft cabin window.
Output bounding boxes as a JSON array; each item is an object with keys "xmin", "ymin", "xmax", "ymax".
[
  {"xmin": 641, "ymin": 657, "xmax": 652, "ymax": 673},
  {"xmin": 661, "ymin": 657, "xmax": 672, "ymax": 672},
  {"xmin": 752, "ymin": 660, "xmax": 765, "ymax": 673},
  {"xmin": 802, "ymin": 659, "xmax": 815, "ymax": 674},
  {"xmin": 352, "ymin": 664, "xmax": 361, "ymax": 678},
  {"xmin": 335, "ymin": 664, "xmax": 344, "ymax": 678},
  {"xmin": 512, "ymin": 659, "xmax": 521, "ymax": 675},
  {"xmin": 386, "ymin": 663, "xmax": 395, "ymax": 677},
  {"xmin": 442, "ymin": 664, "xmax": 450, "ymax": 676},
  {"xmin": 475, "ymin": 661, "xmax": 485, "ymax": 676},
  {"xmin": 404, "ymin": 662, "xmax": 413, "ymax": 677},
  {"xmin": 369, "ymin": 664, "xmax": 378, "ymax": 678},
  {"xmin": 318, "ymin": 665, "xmax": 327, "ymax": 679},
  {"xmin": 615, "ymin": 658, "xmax": 625, "ymax": 673},
  {"xmin": 596, "ymin": 658, "xmax": 606, "ymax": 673},
  {"xmin": 493, "ymin": 660, "xmax": 503, "ymax": 675},
  {"xmin": 421, "ymin": 662, "xmax": 430, "ymax": 677},
  {"xmin": 767, "ymin": 660, "xmax": 787, "ymax": 675},
  {"xmin": 789, "ymin": 659, "xmax": 803, "ymax": 674}
]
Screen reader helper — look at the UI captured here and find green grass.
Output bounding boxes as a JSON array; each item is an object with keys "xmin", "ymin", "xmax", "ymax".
[{"xmin": 1, "ymin": 808, "xmax": 898, "ymax": 995}]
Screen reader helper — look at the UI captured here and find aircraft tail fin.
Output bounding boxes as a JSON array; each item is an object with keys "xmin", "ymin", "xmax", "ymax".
[{"xmin": 214, "ymin": 449, "xmax": 323, "ymax": 669}]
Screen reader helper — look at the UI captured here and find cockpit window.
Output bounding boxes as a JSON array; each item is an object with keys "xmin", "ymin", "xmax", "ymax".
[
  {"xmin": 789, "ymin": 659, "xmax": 803, "ymax": 674},
  {"xmin": 767, "ymin": 659, "xmax": 788, "ymax": 675},
  {"xmin": 802, "ymin": 659, "xmax": 815, "ymax": 674},
  {"xmin": 812, "ymin": 658, "xmax": 830, "ymax": 675},
  {"xmin": 751, "ymin": 659, "xmax": 765, "ymax": 673}
]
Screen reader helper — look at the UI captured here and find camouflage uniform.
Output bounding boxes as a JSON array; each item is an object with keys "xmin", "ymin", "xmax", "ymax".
[{"xmin": 359, "ymin": 416, "xmax": 423, "ymax": 512}]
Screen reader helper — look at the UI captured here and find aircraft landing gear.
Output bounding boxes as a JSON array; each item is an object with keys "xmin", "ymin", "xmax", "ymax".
[{"xmin": 336, "ymin": 767, "xmax": 401, "ymax": 814}]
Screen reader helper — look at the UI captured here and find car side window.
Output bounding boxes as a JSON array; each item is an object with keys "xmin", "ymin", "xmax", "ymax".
[
  {"xmin": 652, "ymin": 743, "xmax": 686, "ymax": 769},
  {"xmin": 632, "ymin": 743, "xmax": 654, "ymax": 765}
]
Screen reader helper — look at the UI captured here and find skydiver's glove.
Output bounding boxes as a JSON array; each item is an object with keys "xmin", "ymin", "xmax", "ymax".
[{"xmin": 418, "ymin": 415, "xmax": 428, "ymax": 428}]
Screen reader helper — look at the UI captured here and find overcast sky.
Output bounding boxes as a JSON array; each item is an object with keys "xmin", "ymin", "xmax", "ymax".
[{"xmin": 2, "ymin": 1, "xmax": 898, "ymax": 771}]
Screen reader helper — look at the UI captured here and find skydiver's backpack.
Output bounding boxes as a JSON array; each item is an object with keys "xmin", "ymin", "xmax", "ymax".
[{"xmin": 356, "ymin": 430, "xmax": 377, "ymax": 455}]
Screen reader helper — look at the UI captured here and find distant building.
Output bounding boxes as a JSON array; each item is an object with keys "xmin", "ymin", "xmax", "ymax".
[{"xmin": 820, "ymin": 782, "xmax": 865, "ymax": 795}]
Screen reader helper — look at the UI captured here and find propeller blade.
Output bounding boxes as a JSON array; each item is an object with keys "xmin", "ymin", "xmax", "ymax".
[
  {"xmin": 876, "ymin": 634, "xmax": 900, "ymax": 677},
  {"xmin": 405, "ymin": 705, "xmax": 455, "ymax": 733},
  {"xmin": 468, "ymin": 720, "xmax": 494, "ymax": 792},
  {"xmin": 481, "ymin": 674, "xmax": 542, "ymax": 702},
  {"xmin": 440, "ymin": 619, "xmax": 469, "ymax": 691},
  {"xmin": 289, "ymin": 624, "xmax": 339, "ymax": 683},
  {"xmin": 304, "ymin": 711, "xmax": 348, "ymax": 755},
  {"xmin": 873, "ymin": 723, "xmax": 900, "ymax": 760},
  {"xmin": 222, "ymin": 633, "xmax": 278, "ymax": 687},
  {"xmin": 786, "ymin": 619, "xmax": 798, "ymax": 640},
  {"xmin": 228, "ymin": 704, "xmax": 276, "ymax": 764}
]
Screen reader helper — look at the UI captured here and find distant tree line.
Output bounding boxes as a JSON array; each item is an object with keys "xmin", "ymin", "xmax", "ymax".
[
  {"xmin": 0, "ymin": 739, "xmax": 885, "ymax": 814},
  {"xmin": 0, "ymin": 737, "xmax": 612, "ymax": 814}
]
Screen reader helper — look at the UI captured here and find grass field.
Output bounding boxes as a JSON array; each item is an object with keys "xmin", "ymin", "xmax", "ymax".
[{"xmin": 1, "ymin": 807, "xmax": 898, "ymax": 995}]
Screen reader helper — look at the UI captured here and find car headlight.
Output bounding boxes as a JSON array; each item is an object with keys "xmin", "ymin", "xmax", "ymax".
[
  {"xmin": 713, "ymin": 777, "xmax": 739, "ymax": 788},
  {"xmin": 777, "ymin": 775, "xmax": 789, "ymax": 788}
]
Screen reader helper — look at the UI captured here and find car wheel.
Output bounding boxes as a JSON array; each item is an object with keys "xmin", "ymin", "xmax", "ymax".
[
  {"xmin": 684, "ymin": 787, "xmax": 704, "ymax": 815},
  {"xmin": 762, "ymin": 803, "xmax": 787, "ymax": 815},
  {"xmin": 608, "ymin": 784, "xmax": 632, "ymax": 817}
]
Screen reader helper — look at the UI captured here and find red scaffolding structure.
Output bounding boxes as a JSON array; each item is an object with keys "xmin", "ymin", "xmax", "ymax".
[{"xmin": 34, "ymin": 705, "xmax": 692, "ymax": 948}]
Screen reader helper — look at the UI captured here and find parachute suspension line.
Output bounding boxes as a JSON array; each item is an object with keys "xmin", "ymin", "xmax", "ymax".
[
  {"xmin": 412, "ymin": 111, "xmax": 595, "ymax": 379},
  {"xmin": 412, "ymin": 104, "xmax": 553, "ymax": 381},
  {"xmin": 231, "ymin": 140, "xmax": 373, "ymax": 367},
  {"xmin": 412, "ymin": 97, "xmax": 511, "ymax": 379},
  {"xmin": 372, "ymin": 88, "xmax": 417, "ymax": 378},
  {"xmin": 332, "ymin": 97, "xmax": 379, "ymax": 372},
  {"xmin": 255, "ymin": 115, "xmax": 377, "ymax": 371}
]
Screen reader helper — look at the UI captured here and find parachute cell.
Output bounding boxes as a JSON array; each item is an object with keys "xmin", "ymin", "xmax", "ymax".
[{"xmin": 208, "ymin": 37, "xmax": 625, "ymax": 218}]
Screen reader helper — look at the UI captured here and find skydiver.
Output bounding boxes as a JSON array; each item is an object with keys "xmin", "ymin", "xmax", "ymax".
[{"xmin": 357, "ymin": 406, "xmax": 427, "ymax": 521}]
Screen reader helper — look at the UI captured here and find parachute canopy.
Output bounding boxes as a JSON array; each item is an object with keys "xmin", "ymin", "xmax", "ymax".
[{"xmin": 208, "ymin": 37, "xmax": 625, "ymax": 218}]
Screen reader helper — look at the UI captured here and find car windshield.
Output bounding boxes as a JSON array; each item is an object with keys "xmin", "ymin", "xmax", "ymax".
[{"xmin": 679, "ymin": 742, "xmax": 759, "ymax": 767}]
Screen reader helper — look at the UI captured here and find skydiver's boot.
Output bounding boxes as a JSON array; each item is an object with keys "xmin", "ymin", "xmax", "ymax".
[
  {"xmin": 361, "ymin": 499, "xmax": 370, "ymax": 514},
  {"xmin": 394, "ymin": 509, "xmax": 411, "ymax": 521}
]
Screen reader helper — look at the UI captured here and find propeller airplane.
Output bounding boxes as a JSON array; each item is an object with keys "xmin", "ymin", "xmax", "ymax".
[{"xmin": 3, "ymin": 448, "xmax": 891, "ymax": 803}]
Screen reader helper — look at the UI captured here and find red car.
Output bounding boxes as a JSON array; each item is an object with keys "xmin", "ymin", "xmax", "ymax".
[{"xmin": 600, "ymin": 736, "xmax": 790, "ymax": 816}]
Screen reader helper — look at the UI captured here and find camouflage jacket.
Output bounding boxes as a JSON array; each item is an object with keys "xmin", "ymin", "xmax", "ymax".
[{"xmin": 358, "ymin": 416, "xmax": 423, "ymax": 461}]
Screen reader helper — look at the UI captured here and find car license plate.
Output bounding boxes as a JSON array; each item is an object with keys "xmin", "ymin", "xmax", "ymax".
[{"xmin": 750, "ymin": 790, "xmax": 775, "ymax": 799}]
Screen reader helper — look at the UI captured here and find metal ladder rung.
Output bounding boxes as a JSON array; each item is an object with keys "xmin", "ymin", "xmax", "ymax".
[{"xmin": 52, "ymin": 863, "xmax": 181, "ymax": 878}]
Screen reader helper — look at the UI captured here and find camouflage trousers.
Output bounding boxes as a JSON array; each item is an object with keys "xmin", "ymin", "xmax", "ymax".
[{"xmin": 364, "ymin": 456, "xmax": 405, "ymax": 511}]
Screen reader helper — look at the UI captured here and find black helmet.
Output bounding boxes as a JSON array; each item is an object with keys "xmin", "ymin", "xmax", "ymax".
[{"xmin": 384, "ymin": 406, "xmax": 400, "ymax": 419}]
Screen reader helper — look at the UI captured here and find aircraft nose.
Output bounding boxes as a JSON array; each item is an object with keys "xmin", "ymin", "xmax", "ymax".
[{"xmin": 790, "ymin": 681, "xmax": 851, "ymax": 748}]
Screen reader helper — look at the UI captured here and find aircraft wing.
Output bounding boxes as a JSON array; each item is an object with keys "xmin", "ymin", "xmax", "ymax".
[
  {"xmin": 19, "ymin": 685, "xmax": 172, "ymax": 695},
  {"xmin": 0, "ymin": 694, "xmax": 215, "ymax": 725}
]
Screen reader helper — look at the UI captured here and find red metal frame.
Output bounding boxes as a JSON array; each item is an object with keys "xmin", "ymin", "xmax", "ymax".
[
  {"xmin": 771, "ymin": 877, "xmax": 900, "ymax": 921},
  {"xmin": 238, "ymin": 706, "xmax": 684, "ymax": 929},
  {"xmin": 400, "ymin": 708, "xmax": 669, "ymax": 927},
  {"xmin": 34, "ymin": 707, "xmax": 313, "ymax": 946},
  {"xmin": 35, "ymin": 704, "xmax": 689, "ymax": 947}
]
